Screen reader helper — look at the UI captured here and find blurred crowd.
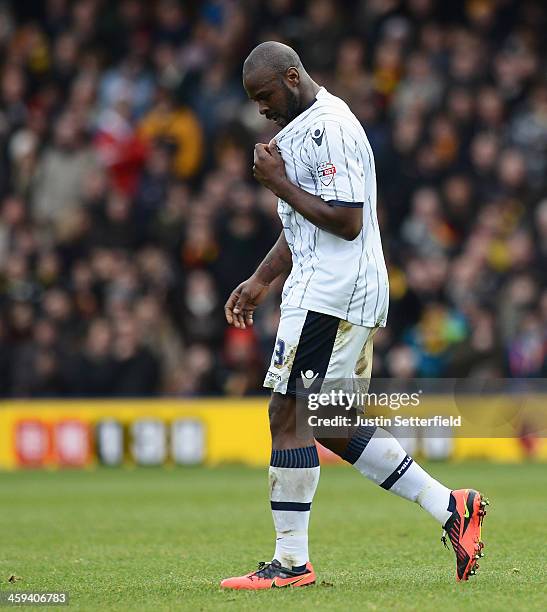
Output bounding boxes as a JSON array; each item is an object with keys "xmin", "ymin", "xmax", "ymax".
[{"xmin": 0, "ymin": 0, "xmax": 545, "ymax": 397}]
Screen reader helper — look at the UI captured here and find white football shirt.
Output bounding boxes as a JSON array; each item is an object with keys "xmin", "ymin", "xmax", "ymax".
[{"xmin": 275, "ymin": 87, "xmax": 389, "ymax": 327}]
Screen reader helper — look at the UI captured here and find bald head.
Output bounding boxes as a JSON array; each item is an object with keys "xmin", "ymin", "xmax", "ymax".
[
  {"xmin": 243, "ymin": 41, "xmax": 318, "ymax": 128},
  {"xmin": 243, "ymin": 41, "xmax": 303, "ymax": 79}
]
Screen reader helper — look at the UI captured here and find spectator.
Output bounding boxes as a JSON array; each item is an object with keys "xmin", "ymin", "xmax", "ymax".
[
  {"xmin": 32, "ymin": 113, "xmax": 98, "ymax": 228},
  {"xmin": 65, "ymin": 318, "xmax": 115, "ymax": 396},
  {"xmin": 111, "ymin": 316, "xmax": 160, "ymax": 396},
  {"xmin": 138, "ymin": 89, "xmax": 203, "ymax": 180}
]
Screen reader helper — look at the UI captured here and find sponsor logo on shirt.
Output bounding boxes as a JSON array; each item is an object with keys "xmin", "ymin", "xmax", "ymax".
[{"xmin": 311, "ymin": 128, "xmax": 325, "ymax": 146}]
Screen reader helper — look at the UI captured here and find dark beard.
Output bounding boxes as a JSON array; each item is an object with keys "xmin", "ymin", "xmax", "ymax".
[{"xmin": 281, "ymin": 84, "xmax": 300, "ymax": 126}]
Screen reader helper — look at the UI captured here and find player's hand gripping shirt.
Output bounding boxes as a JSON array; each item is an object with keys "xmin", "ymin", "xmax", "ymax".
[{"xmin": 275, "ymin": 87, "xmax": 389, "ymax": 327}]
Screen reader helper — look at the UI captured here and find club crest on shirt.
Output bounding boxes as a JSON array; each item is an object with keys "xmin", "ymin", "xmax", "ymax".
[{"xmin": 317, "ymin": 161, "xmax": 336, "ymax": 186}]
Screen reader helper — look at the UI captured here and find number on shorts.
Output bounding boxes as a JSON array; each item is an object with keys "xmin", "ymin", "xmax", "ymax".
[{"xmin": 274, "ymin": 339, "xmax": 285, "ymax": 368}]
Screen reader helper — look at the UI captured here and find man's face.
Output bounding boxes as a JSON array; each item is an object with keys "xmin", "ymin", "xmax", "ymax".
[{"xmin": 244, "ymin": 69, "xmax": 300, "ymax": 128}]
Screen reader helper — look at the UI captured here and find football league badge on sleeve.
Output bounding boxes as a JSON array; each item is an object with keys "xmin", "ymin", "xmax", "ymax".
[{"xmin": 317, "ymin": 161, "xmax": 336, "ymax": 186}]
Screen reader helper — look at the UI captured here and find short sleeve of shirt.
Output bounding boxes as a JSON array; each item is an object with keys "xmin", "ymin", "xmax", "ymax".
[{"xmin": 306, "ymin": 119, "xmax": 365, "ymax": 206}]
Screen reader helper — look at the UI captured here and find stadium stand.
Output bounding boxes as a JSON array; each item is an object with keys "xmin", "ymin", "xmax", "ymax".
[{"xmin": 0, "ymin": 0, "xmax": 545, "ymax": 397}]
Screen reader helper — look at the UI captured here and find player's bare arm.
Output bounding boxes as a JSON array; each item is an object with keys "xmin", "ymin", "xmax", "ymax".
[
  {"xmin": 224, "ymin": 232, "xmax": 292, "ymax": 329},
  {"xmin": 253, "ymin": 142, "xmax": 362, "ymax": 241}
]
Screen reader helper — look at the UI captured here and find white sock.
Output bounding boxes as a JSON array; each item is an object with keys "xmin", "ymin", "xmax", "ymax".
[
  {"xmin": 269, "ymin": 446, "xmax": 320, "ymax": 569},
  {"xmin": 343, "ymin": 426, "xmax": 452, "ymax": 525}
]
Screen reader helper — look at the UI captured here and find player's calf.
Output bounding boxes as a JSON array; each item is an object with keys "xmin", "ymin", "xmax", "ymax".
[{"xmin": 269, "ymin": 392, "xmax": 313, "ymax": 449}]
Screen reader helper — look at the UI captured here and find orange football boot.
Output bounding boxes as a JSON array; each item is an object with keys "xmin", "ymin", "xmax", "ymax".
[
  {"xmin": 442, "ymin": 489, "xmax": 489, "ymax": 581},
  {"xmin": 220, "ymin": 559, "xmax": 316, "ymax": 589}
]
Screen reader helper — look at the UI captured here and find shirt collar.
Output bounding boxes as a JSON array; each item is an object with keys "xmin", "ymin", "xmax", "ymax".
[{"xmin": 276, "ymin": 87, "xmax": 326, "ymax": 139}]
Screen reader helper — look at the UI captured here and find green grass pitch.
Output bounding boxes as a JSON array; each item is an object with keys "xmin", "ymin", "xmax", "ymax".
[{"xmin": 0, "ymin": 462, "xmax": 545, "ymax": 610}]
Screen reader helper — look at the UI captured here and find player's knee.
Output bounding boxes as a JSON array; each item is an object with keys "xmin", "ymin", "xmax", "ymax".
[{"xmin": 268, "ymin": 393, "xmax": 296, "ymax": 438}]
